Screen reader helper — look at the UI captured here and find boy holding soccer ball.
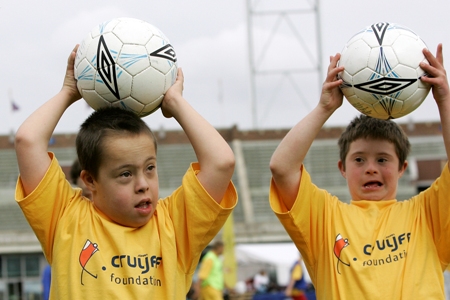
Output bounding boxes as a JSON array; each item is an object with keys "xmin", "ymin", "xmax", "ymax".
[
  {"xmin": 269, "ymin": 44, "xmax": 450, "ymax": 299},
  {"xmin": 14, "ymin": 45, "xmax": 237, "ymax": 299}
]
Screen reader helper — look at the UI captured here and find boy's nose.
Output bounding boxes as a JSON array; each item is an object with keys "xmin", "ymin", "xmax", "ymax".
[
  {"xmin": 136, "ymin": 175, "xmax": 150, "ymax": 193},
  {"xmin": 365, "ymin": 161, "xmax": 378, "ymax": 174}
]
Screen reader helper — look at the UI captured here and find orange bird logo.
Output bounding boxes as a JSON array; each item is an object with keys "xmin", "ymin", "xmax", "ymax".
[
  {"xmin": 79, "ymin": 239, "xmax": 99, "ymax": 285},
  {"xmin": 334, "ymin": 233, "xmax": 350, "ymax": 274}
]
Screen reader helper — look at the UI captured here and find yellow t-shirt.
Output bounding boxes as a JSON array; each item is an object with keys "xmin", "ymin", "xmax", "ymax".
[
  {"xmin": 291, "ymin": 263, "xmax": 303, "ymax": 281},
  {"xmin": 270, "ymin": 164, "xmax": 450, "ymax": 300},
  {"xmin": 16, "ymin": 153, "xmax": 237, "ymax": 300}
]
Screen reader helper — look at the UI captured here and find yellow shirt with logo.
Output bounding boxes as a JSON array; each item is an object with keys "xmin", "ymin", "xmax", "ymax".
[
  {"xmin": 270, "ymin": 164, "xmax": 450, "ymax": 300},
  {"xmin": 16, "ymin": 153, "xmax": 237, "ymax": 300}
]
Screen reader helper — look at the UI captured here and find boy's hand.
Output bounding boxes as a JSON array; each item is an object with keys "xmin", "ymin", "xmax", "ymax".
[
  {"xmin": 318, "ymin": 53, "xmax": 344, "ymax": 113},
  {"xmin": 161, "ymin": 68, "xmax": 184, "ymax": 118},
  {"xmin": 421, "ymin": 44, "xmax": 450, "ymax": 170},
  {"xmin": 420, "ymin": 44, "xmax": 450, "ymax": 106},
  {"xmin": 61, "ymin": 45, "xmax": 82, "ymax": 104}
]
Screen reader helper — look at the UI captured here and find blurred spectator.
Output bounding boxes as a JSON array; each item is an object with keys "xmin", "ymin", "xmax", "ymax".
[
  {"xmin": 70, "ymin": 159, "xmax": 92, "ymax": 199},
  {"xmin": 445, "ymin": 266, "xmax": 450, "ymax": 300},
  {"xmin": 188, "ymin": 247, "xmax": 211, "ymax": 300},
  {"xmin": 199, "ymin": 241, "xmax": 225, "ymax": 300},
  {"xmin": 253, "ymin": 269, "xmax": 270, "ymax": 293},
  {"xmin": 285, "ymin": 256, "xmax": 308, "ymax": 300},
  {"xmin": 42, "ymin": 264, "xmax": 51, "ymax": 300}
]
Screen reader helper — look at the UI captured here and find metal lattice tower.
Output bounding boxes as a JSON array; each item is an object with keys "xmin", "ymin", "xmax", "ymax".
[{"xmin": 246, "ymin": 0, "xmax": 323, "ymax": 128}]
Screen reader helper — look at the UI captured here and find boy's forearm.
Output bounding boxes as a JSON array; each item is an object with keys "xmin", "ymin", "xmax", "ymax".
[
  {"xmin": 271, "ymin": 105, "xmax": 333, "ymax": 176},
  {"xmin": 270, "ymin": 105, "xmax": 333, "ymax": 209},
  {"xmin": 17, "ymin": 91, "xmax": 73, "ymax": 146},
  {"xmin": 15, "ymin": 90, "xmax": 75, "ymax": 195},
  {"xmin": 270, "ymin": 106, "xmax": 332, "ymax": 182},
  {"xmin": 16, "ymin": 46, "xmax": 80, "ymax": 196},
  {"xmin": 171, "ymin": 98, "xmax": 234, "ymax": 202},
  {"xmin": 270, "ymin": 54, "xmax": 343, "ymax": 209}
]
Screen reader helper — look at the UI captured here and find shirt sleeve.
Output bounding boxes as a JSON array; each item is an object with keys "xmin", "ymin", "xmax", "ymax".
[
  {"xmin": 416, "ymin": 162, "xmax": 450, "ymax": 266},
  {"xmin": 161, "ymin": 162, "xmax": 237, "ymax": 275},
  {"xmin": 15, "ymin": 152, "xmax": 79, "ymax": 263},
  {"xmin": 270, "ymin": 166, "xmax": 341, "ymax": 281}
]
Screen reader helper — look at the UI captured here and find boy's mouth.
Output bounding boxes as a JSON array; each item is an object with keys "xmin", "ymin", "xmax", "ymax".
[
  {"xmin": 363, "ymin": 181, "xmax": 382, "ymax": 188},
  {"xmin": 135, "ymin": 200, "xmax": 151, "ymax": 208}
]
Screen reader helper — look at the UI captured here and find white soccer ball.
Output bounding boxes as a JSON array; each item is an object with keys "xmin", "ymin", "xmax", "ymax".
[
  {"xmin": 74, "ymin": 17, "xmax": 178, "ymax": 117},
  {"xmin": 338, "ymin": 22, "xmax": 431, "ymax": 119}
]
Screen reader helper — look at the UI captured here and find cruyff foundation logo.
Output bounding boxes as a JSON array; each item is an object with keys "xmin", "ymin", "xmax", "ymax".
[
  {"xmin": 79, "ymin": 239, "xmax": 99, "ymax": 285},
  {"xmin": 334, "ymin": 233, "xmax": 350, "ymax": 274}
]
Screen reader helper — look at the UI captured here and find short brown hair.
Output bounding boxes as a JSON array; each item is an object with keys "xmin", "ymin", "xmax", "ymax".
[
  {"xmin": 70, "ymin": 159, "xmax": 82, "ymax": 184},
  {"xmin": 338, "ymin": 115, "xmax": 410, "ymax": 170},
  {"xmin": 212, "ymin": 240, "xmax": 224, "ymax": 250},
  {"xmin": 76, "ymin": 107, "xmax": 157, "ymax": 179}
]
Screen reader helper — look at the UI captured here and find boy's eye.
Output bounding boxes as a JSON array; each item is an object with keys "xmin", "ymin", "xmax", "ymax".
[
  {"xmin": 147, "ymin": 165, "xmax": 155, "ymax": 171},
  {"xmin": 378, "ymin": 158, "xmax": 387, "ymax": 163},
  {"xmin": 120, "ymin": 171, "xmax": 132, "ymax": 177},
  {"xmin": 355, "ymin": 157, "xmax": 363, "ymax": 162}
]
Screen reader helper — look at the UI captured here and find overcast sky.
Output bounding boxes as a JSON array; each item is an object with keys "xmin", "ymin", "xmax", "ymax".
[{"xmin": 1, "ymin": 0, "xmax": 449, "ymax": 134}]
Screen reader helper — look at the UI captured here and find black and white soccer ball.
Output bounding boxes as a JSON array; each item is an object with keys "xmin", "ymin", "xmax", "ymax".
[
  {"xmin": 338, "ymin": 22, "xmax": 431, "ymax": 119},
  {"xmin": 74, "ymin": 17, "xmax": 177, "ymax": 117}
]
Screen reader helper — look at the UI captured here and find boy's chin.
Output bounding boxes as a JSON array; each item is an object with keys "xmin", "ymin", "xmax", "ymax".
[
  {"xmin": 117, "ymin": 214, "xmax": 154, "ymax": 228},
  {"xmin": 353, "ymin": 197, "xmax": 392, "ymax": 201}
]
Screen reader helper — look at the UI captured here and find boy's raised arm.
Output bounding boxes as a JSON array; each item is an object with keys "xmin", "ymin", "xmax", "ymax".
[
  {"xmin": 420, "ymin": 44, "xmax": 450, "ymax": 168},
  {"xmin": 160, "ymin": 68, "xmax": 235, "ymax": 204},
  {"xmin": 269, "ymin": 54, "xmax": 344, "ymax": 210},
  {"xmin": 15, "ymin": 46, "xmax": 81, "ymax": 196}
]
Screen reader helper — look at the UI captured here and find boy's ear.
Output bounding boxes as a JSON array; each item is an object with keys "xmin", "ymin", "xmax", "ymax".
[
  {"xmin": 80, "ymin": 170, "xmax": 96, "ymax": 192},
  {"xmin": 338, "ymin": 160, "xmax": 346, "ymax": 178},
  {"xmin": 398, "ymin": 160, "xmax": 408, "ymax": 178}
]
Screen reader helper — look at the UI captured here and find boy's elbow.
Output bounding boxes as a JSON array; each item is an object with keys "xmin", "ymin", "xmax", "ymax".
[
  {"xmin": 14, "ymin": 126, "xmax": 45, "ymax": 156},
  {"xmin": 14, "ymin": 127, "xmax": 32, "ymax": 151},
  {"xmin": 221, "ymin": 154, "xmax": 235, "ymax": 175},
  {"xmin": 269, "ymin": 157, "xmax": 282, "ymax": 178},
  {"xmin": 215, "ymin": 151, "xmax": 235, "ymax": 180},
  {"xmin": 269, "ymin": 157, "xmax": 294, "ymax": 184}
]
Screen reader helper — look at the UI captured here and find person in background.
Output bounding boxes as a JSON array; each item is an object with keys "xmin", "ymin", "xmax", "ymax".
[
  {"xmin": 188, "ymin": 248, "xmax": 210, "ymax": 300},
  {"xmin": 41, "ymin": 264, "xmax": 51, "ymax": 300},
  {"xmin": 253, "ymin": 269, "xmax": 270, "ymax": 293},
  {"xmin": 445, "ymin": 265, "xmax": 450, "ymax": 300},
  {"xmin": 70, "ymin": 158, "xmax": 92, "ymax": 199},
  {"xmin": 198, "ymin": 241, "xmax": 225, "ymax": 300},
  {"xmin": 285, "ymin": 257, "xmax": 308, "ymax": 300}
]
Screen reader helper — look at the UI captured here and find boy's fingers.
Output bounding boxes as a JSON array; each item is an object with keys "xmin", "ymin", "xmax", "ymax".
[
  {"xmin": 68, "ymin": 45, "xmax": 79, "ymax": 66},
  {"xmin": 423, "ymin": 45, "xmax": 444, "ymax": 69},
  {"xmin": 436, "ymin": 43, "xmax": 444, "ymax": 65},
  {"xmin": 177, "ymin": 67, "xmax": 184, "ymax": 82}
]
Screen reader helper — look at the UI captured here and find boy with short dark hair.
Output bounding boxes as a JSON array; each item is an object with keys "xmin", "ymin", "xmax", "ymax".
[
  {"xmin": 269, "ymin": 44, "xmax": 450, "ymax": 299},
  {"xmin": 15, "ymin": 45, "xmax": 237, "ymax": 299}
]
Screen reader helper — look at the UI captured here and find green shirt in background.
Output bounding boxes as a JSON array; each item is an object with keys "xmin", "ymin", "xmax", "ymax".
[{"xmin": 199, "ymin": 251, "xmax": 224, "ymax": 291}]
